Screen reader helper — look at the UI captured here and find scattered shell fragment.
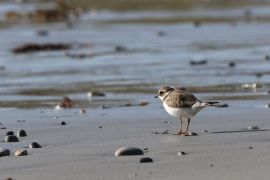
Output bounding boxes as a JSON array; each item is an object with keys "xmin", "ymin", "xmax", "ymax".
[
  {"xmin": 140, "ymin": 157, "xmax": 153, "ymax": 163},
  {"xmin": 188, "ymin": 132, "xmax": 198, "ymax": 136},
  {"xmin": 14, "ymin": 149, "xmax": 28, "ymax": 156},
  {"xmin": 17, "ymin": 129, "xmax": 27, "ymax": 137},
  {"xmin": 5, "ymin": 135, "xmax": 19, "ymax": 142},
  {"xmin": 241, "ymin": 83, "xmax": 261, "ymax": 89},
  {"xmin": 0, "ymin": 148, "xmax": 10, "ymax": 157},
  {"xmin": 29, "ymin": 142, "xmax": 42, "ymax": 149},
  {"xmin": 115, "ymin": 147, "xmax": 144, "ymax": 156},
  {"xmin": 87, "ymin": 91, "xmax": 105, "ymax": 97},
  {"xmin": 247, "ymin": 126, "xmax": 259, "ymax": 130},
  {"xmin": 177, "ymin": 151, "xmax": 186, "ymax": 156}
]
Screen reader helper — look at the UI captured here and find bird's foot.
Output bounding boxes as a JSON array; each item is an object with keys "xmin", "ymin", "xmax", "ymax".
[
  {"xmin": 181, "ymin": 132, "xmax": 189, "ymax": 136},
  {"xmin": 174, "ymin": 131, "xmax": 187, "ymax": 136}
]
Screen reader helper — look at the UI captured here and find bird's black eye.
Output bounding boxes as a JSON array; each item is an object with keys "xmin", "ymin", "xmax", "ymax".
[{"xmin": 159, "ymin": 91, "xmax": 164, "ymax": 95}]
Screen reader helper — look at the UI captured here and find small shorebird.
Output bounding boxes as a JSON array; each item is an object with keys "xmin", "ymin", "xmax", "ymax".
[{"xmin": 155, "ymin": 86, "xmax": 218, "ymax": 136}]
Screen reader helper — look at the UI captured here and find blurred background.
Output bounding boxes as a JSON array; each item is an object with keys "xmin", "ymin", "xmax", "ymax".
[{"xmin": 0, "ymin": 0, "xmax": 270, "ymax": 109}]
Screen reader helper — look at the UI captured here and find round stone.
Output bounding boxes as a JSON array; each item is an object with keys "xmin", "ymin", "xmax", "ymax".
[
  {"xmin": 5, "ymin": 177, "xmax": 12, "ymax": 180},
  {"xmin": 17, "ymin": 129, "xmax": 27, "ymax": 137},
  {"xmin": 29, "ymin": 142, "xmax": 42, "ymax": 149},
  {"xmin": 115, "ymin": 147, "xmax": 144, "ymax": 156},
  {"xmin": 61, "ymin": 121, "xmax": 66, "ymax": 125},
  {"xmin": 140, "ymin": 157, "xmax": 153, "ymax": 163},
  {"xmin": 5, "ymin": 135, "xmax": 19, "ymax": 143},
  {"xmin": 14, "ymin": 149, "xmax": 28, "ymax": 156},
  {"xmin": 0, "ymin": 148, "xmax": 10, "ymax": 157},
  {"xmin": 6, "ymin": 131, "xmax": 14, "ymax": 136},
  {"xmin": 188, "ymin": 132, "xmax": 198, "ymax": 136}
]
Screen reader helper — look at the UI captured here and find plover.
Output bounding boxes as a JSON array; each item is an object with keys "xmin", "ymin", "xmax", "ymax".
[{"xmin": 155, "ymin": 86, "xmax": 218, "ymax": 136}]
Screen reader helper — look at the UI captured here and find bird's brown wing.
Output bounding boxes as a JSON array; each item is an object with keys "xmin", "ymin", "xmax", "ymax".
[{"xmin": 165, "ymin": 90, "xmax": 199, "ymax": 108}]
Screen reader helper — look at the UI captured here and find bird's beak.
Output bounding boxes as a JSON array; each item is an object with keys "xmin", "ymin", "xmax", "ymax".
[{"xmin": 154, "ymin": 95, "xmax": 158, "ymax": 98}]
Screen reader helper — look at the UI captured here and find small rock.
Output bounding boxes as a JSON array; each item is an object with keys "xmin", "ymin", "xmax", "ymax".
[
  {"xmin": 188, "ymin": 132, "xmax": 198, "ymax": 136},
  {"xmin": 140, "ymin": 157, "xmax": 153, "ymax": 163},
  {"xmin": 5, "ymin": 135, "xmax": 19, "ymax": 143},
  {"xmin": 210, "ymin": 164, "xmax": 214, "ymax": 167},
  {"xmin": 202, "ymin": 130, "xmax": 208, "ymax": 133},
  {"xmin": 139, "ymin": 101, "xmax": 149, "ymax": 106},
  {"xmin": 17, "ymin": 129, "xmax": 27, "ymax": 137},
  {"xmin": 6, "ymin": 131, "xmax": 14, "ymax": 136},
  {"xmin": 5, "ymin": 177, "xmax": 12, "ymax": 180},
  {"xmin": 177, "ymin": 151, "xmax": 186, "ymax": 156},
  {"xmin": 265, "ymin": 54, "xmax": 270, "ymax": 61},
  {"xmin": 115, "ymin": 147, "xmax": 144, "ymax": 156},
  {"xmin": 189, "ymin": 60, "xmax": 207, "ymax": 66},
  {"xmin": 265, "ymin": 104, "xmax": 270, "ymax": 108},
  {"xmin": 193, "ymin": 21, "xmax": 202, "ymax": 27},
  {"xmin": 0, "ymin": 148, "xmax": 10, "ymax": 157},
  {"xmin": 228, "ymin": 62, "xmax": 236, "ymax": 68},
  {"xmin": 115, "ymin": 45, "xmax": 127, "ymax": 52},
  {"xmin": 29, "ymin": 142, "xmax": 42, "ymax": 149},
  {"xmin": 248, "ymin": 146, "xmax": 253, "ymax": 149},
  {"xmin": 247, "ymin": 126, "xmax": 259, "ymax": 130},
  {"xmin": 14, "ymin": 149, "xmax": 28, "ymax": 156},
  {"xmin": 98, "ymin": 126, "xmax": 102, "ymax": 129},
  {"xmin": 87, "ymin": 91, "xmax": 105, "ymax": 97},
  {"xmin": 61, "ymin": 121, "xmax": 66, "ymax": 126}
]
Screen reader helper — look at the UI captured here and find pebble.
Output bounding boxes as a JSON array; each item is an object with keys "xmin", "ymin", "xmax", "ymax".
[
  {"xmin": 61, "ymin": 121, "xmax": 66, "ymax": 125},
  {"xmin": 87, "ymin": 91, "xmax": 105, "ymax": 97},
  {"xmin": 177, "ymin": 151, "xmax": 186, "ymax": 156},
  {"xmin": 0, "ymin": 148, "xmax": 10, "ymax": 157},
  {"xmin": 188, "ymin": 132, "xmax": 198, "ymax": 136},
  {"xmin": 202, "ymin": 130, "xmax": 208, "ymax": 133},
  {"xmin": 248, "ymin": 146, "xmax": 253, "ymax": 149},
  {"xmin": 265, "ymin": 54, "xmax": 270, "ymax": 61},
  {"xmin": 140, "ymin": 157, "xmax": 153, "ymax": 163},
  {"xmin": 228, "ymin": 62, "xmax": 236, "ymax": 68},
  {"xmin": 5, "ymin": 177, "xmax": 12, "ymax": 180},
  {"xmin": 5, "ymin": 135, "xmax": 19, "ymax": 142},
  {"xmin": 6, "ymin": 131, "xmax": 14, "ymax": 136},
  {"xmin": 264, "ymin": 104, "xmax": 270, "ymax": 108},
  {"xmin": 210, "ymin": 164, "xmax": 214, "ymax": 167},
  {"xmin": 14, "ymin": 149, "xmax": 28, "ymax": 156},
  {"xmin": 189, "ymin": 60, "xmax": 207, "ymax": 66},
  {"xmin": 157, "ymin": 31, "xmax": 166, "ymax": 37},
  {"xmin": 115, "ymin": 45, "xmax": 127, "ymax": 52},
  {"xmin": 29, "ymin": 142, "xmax": 42, "ymax": 149},
  {"xmin": 115, "ymin": 147, "xmax": 144, "ymax": 156},
  {"xmin": 247, "ymin": 126, "xmax": 259, "ymax": 130},
  {"xmin": 17, "ymin": 129, "xmax": 27, "ymax": 137}
]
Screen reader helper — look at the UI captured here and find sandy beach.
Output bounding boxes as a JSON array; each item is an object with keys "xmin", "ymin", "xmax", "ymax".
[{"xmin": 1, "ymin": 99, "xmax": 270, "ymax": 180}]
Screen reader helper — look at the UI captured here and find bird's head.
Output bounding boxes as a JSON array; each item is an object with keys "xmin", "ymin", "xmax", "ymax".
[{"xmin": 155, "ymin": 86, "xmax": 174, "ymax": 101}]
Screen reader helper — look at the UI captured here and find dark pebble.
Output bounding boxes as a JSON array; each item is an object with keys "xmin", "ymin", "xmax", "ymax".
[
  {"xmin": 17, "ymin": 129, "xmax": 27, "ymax": 137},
  {"xmin": 115, "ymin": 147, "xmax": 144, "ymax": 156},
  {"xmin": 6, "ymin": 131, "xmax": 14, "ymax": 136},
  {"xmin": 115, "ymin": 45, "xmax": 127, "ymax": 52},
  {"xmin": 98, "ymin": 126, "xmax": 102, "ymax": 129},
  {"xmin": 228, "ymin": 62, "xmax": 236, "ymax": 68},
  {"xmin": 157, "ymin": 31, "xmax": 166, "ymax": 37},
  {"xmin": 5, "ymin": 177, "xmax": 12, "ymax": 180},
  {"xmin": 140, "ymin": 157, "xmax": 153, "ymax": 163},
  {"xmin": 265, "ymin": 55, "xmax": 270, "ymax": 61},
  {"xmin": 5, "ymin": 135, "xmax": 19, "ymax": 142},
  {"xmin": 189, "ymin": 60, "xmax": 207, "ymax": 66},
  {"xmin": 61, "ymin": 121, "xmax": 66, "ymax": 125},
  {"xmin": 210, "ymin": 164, "xmax": 214, "ymax": 167},
  {"xmin": 248, "ymin": 126, "xmax": 259, "ymax": 130},
  {"xmin": 29, "ymin": 142, "xmax": 42, "ymax": 149},
  {"xmin": 0, "ymin": 148, "xmax": 10, "ymax": 157},
  {"xmin": 248, "ymin": 146, "xmax": 253, "ymax": 149}
]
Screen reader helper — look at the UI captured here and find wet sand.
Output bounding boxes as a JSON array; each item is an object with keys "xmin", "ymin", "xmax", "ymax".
[{"xmin": 1, "ymin": 100, "xmax": 270, "ymax": 180}]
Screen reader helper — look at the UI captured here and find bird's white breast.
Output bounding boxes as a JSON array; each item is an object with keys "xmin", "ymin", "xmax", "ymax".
[{"xmin": 163, "ymin": 102, "xmax": 204, "ymax": 118}]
